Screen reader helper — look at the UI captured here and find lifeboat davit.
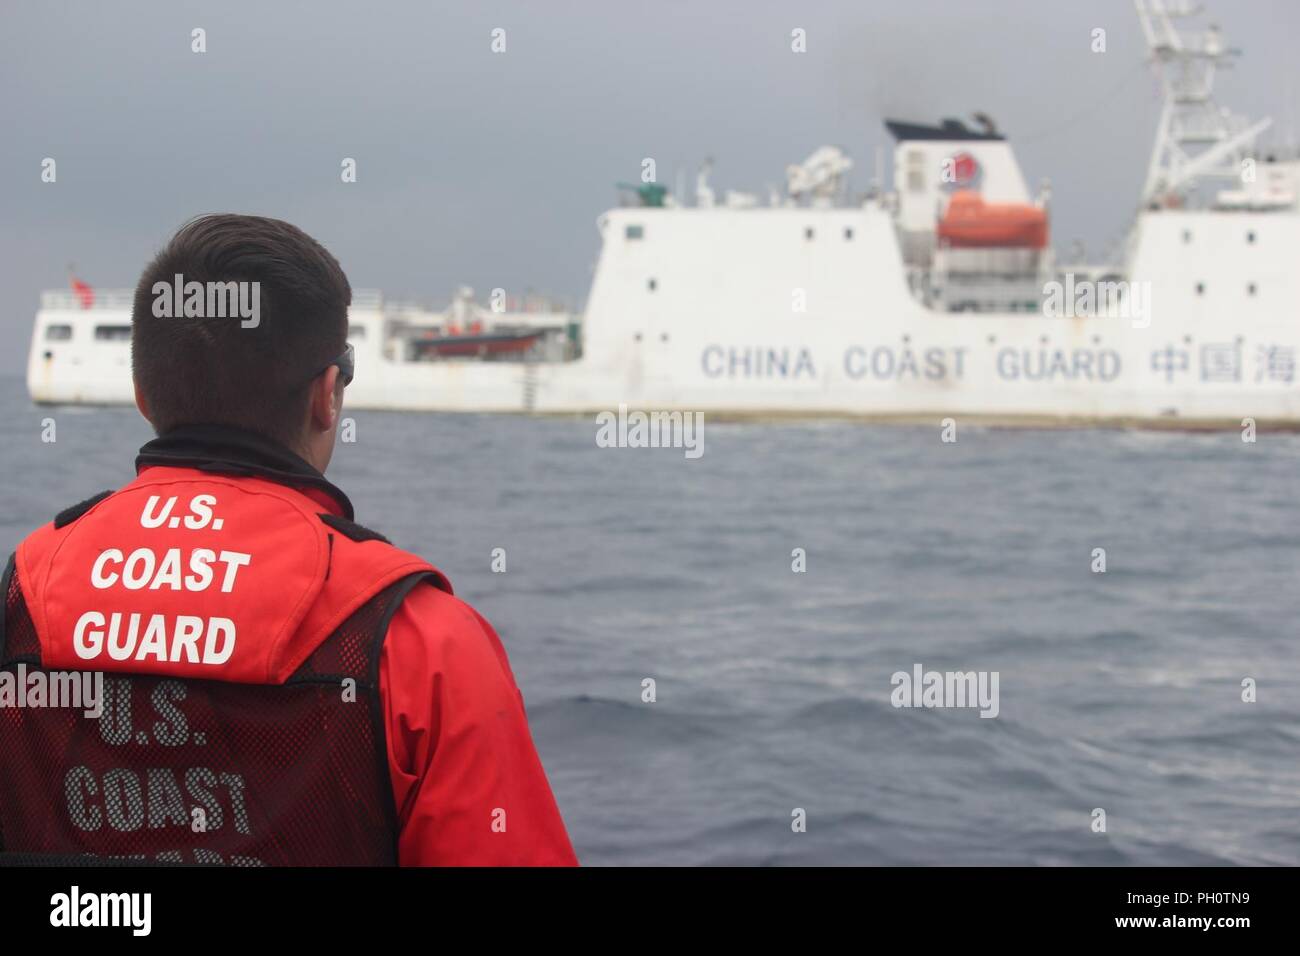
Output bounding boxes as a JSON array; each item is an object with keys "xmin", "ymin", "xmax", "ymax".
[{"xmin": 937, "ymin": 190, "xmax": 1048, "ymax": 249}]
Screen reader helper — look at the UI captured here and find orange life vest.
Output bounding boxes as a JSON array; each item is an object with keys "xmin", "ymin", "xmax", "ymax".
[{"xmin": 1, "ymin": 448, "xmax": 450, "ymax": 865}]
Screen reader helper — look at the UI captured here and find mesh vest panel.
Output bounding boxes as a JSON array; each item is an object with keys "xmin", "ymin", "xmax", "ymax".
[{"xmin": 0, "ymin": 561, "xmax": 425, "ymax": 866}]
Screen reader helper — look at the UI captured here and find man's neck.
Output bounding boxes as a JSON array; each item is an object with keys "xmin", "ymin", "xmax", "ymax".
[{"xmin": 136, "ymin": 424, "xmax": 354, "ymax": 519}]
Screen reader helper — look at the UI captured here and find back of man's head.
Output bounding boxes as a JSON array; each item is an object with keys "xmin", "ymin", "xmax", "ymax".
[{"xmin": 131, "ymin": 214, "xmax": 351, "ymax": 448}]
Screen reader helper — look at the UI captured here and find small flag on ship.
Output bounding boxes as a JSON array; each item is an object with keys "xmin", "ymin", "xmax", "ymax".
[{"xmin": 68, "ymin": 267, "xmax": 94, "ymax": 309}]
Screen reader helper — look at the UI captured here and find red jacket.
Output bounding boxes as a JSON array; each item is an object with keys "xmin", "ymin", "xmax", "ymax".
[
  {"xmin": 7, "ymin": 426, "xmax": 577, "ymax": 867},
  {"xmin": 380, "ymin": 571, "xmax": 577, "ymax": 865}
]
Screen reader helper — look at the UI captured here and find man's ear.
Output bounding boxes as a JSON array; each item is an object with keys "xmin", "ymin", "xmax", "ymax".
[
  {"xmin": 308, "ymin": 365, "xmax": 342, "ymax": 433},
  {"xmin": 133, "ymin": 379, "xmax": 153, "ymax": 424}
]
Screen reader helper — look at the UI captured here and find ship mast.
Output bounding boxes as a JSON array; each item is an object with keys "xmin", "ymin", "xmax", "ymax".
[{"xmin": 1135, "ymin": 0, "xmax": 1271, "ymax": 206}]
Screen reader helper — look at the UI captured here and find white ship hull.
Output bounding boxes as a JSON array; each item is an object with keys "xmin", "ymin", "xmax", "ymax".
[{"xmin": 31, "ymin": 205, "xmax": 1300, "ymax": 425}]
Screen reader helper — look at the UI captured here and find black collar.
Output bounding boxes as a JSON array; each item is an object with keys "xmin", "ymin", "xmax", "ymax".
[{"xmin": 135, "ymin": 424, "xmax": 354, "ymax": 520}]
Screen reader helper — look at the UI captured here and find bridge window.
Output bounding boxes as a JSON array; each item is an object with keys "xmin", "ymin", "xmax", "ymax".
[
  {"xmin": 1248, "ymin": 283, "xmax": 1257, "ymax": 296},
  {"xmin": 626, "ymin": 224, "xmax": 644, "ymax": 240},
  {"xmin": 1247, "ymin": 231, "xmax": 1256, "ymax": 244},
  {"xmin": 648, "ymin": 278, "xmax": 657, "ymax": 291},
  {"xmin": 906, "ymin": 151, "xmax": 925, "ymax": 191},
  {"xmin": 45, "ymin": 324, "xmax": 72, "ymax": 341},
  {"xmin": 805, "ymin": 227, "xmax": 815, "ymax": 240},
  {"xmin": 844, "ymin": 227, "xmax": 854, "ymax": 240},
  {"xmin": 1195, "ymin": 282, "xmax": 1205, "ymax": 295},
  {"xmin": 94, "ymin": 324, "xmax": 131, "ymax": 341},
  {"xmin": 1183, "ymin": 230, "xmax": 1192, "ymax": 243}
]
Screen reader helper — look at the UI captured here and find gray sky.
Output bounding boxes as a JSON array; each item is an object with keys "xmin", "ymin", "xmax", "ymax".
[{"xmin": 3, "ymin": 0, "xmax": 1297, "ymax": 371}]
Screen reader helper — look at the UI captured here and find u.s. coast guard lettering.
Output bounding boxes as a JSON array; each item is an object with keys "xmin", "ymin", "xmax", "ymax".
[
  {"xmin": 73, "ymin": 495, "xmax": 249, "ymax": 666},
  {"xmin": 59, "ymin": 675, "xmax": 262, "ymax": 865},
  {"xmin": 62, "ymin": 489, "xmax": 263, "ymax": 863}
]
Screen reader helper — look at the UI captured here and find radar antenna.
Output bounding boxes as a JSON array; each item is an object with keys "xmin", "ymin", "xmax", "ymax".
[
  {"xmin": 1135, "ymin": 0, "xmax": 1272, "ymax": 205},
  {"xmin": 785, "ymin": 146, "xmax": 854, "ymax": 204}
]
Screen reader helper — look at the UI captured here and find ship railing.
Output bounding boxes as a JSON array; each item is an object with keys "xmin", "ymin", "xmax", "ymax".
[
  {"xmin": 382, "ymin": 299, "xmax": 442, "ymax": 316},
  {"xmin": 40, "ymin": 288, "xmax": 387, "ymax": 312},
  {"xmin": 40, "ymin": 289, "xmax": 134, "ymax": 310},
  {"xmin": 37, "ymin": 287, "xmax": 580, "ymax": 319},
  {"xmin": 380, "ymin": 299, "xmax": 578, "ymax": 319}
]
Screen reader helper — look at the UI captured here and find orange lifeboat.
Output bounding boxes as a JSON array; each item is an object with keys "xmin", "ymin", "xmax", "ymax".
[{"xmin": 937, "ymin": 190, "xmax": 1048, "ymax": 249}]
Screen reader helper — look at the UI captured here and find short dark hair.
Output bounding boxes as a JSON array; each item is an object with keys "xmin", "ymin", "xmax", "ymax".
[{"xmin": 131, "ymin": 214, "xmax": 351, "ymax": 445}]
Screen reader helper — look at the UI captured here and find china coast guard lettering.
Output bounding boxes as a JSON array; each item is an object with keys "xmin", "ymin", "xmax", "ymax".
[
  {"xmin": 700, "ymin": 341, "xmax": 1300, "ymax": 387},
  {"xmin": 700, "ymin": 344, "xmax": 1122, "ymax": 382}
]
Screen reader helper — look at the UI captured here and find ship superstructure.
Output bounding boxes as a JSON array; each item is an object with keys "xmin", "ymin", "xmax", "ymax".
[{"xmin": 27, "ymin": 0, "xmax": 1300, "ymax": 424}]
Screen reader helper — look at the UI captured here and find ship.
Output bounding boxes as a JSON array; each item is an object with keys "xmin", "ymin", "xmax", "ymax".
[{"xmin": 26, "ymin": 1, "xmax": 1300, "ymax": 424}]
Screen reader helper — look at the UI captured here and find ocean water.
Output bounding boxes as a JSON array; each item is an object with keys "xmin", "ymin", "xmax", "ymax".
[{"xmin": 2, "ymin": 369, "xmax": 1298, "ymax": 866}]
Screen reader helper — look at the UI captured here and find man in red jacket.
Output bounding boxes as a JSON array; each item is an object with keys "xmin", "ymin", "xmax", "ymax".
[{"xmin": 0, "ymin": 214, "xmax": 577, "ymax": 867}]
